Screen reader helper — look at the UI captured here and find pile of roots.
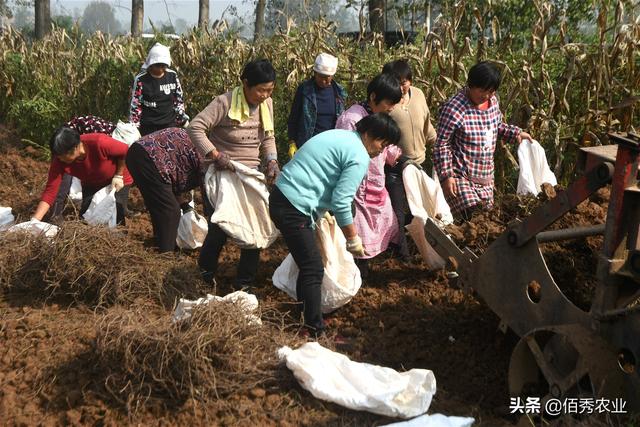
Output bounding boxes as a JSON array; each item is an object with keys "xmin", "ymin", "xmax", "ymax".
[
  {"xmin": 0, "ymin": 221, "xmax": 202, "ymax": 307},
  {"xmin": 94, "ymin": 301, "xmax": 293, "ymax": 414}
]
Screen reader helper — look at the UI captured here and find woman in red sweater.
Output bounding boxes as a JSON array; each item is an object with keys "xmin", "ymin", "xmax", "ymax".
[{"xmin": 32, "ymin": 127, "xmax": 133, "ymax": 224}]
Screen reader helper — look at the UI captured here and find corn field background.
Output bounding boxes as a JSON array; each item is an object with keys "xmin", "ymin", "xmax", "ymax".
[{"xmin": 1, "ymin": 0, "xmax": 639, "ymax": 191}]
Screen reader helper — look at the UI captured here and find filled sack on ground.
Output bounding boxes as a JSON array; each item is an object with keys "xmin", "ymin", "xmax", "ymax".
[{"xmin": 0, "ymin": 207, "xmax": 15, "ymax": 230}]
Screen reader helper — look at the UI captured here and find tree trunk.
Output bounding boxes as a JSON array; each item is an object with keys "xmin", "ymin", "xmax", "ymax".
[
  {"xmin": 34, "ymin": 0, "xmax": 50, "ymax": 39},
  {"xmin": 131, "ymin": 0, "xmax": 144, "ymax": 37},
  {"xmin": 368, "ymin": 0, "xmax": 385, "ymax": 34},
  {"xmin": 253, "ymin": 0, "xmax": 266, "ymax": 42},
  {"xmin": 198, "ymin": 0, "xmax": 209, "ymax": 30}
]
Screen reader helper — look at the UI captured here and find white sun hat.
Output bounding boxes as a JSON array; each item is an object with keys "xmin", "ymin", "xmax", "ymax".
[
  {"xmin": 313, "ymin": 53, "xmax": 338, "ymax": 76},
  {"xmin": 143, "ymin": 43, "xmax": 172, "ymax": 69}
]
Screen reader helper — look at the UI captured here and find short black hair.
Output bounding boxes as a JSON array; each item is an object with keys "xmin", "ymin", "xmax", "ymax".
[
  {"xmin": 355, "ymin": 112, "xmax": 401, "ymax": 147},
  {"xmin": 241, "ymin": 59, "xmax": 276, "ymax": 87},
  {"xmin": 467, "ymin": 61, "xmax": 501, "ymax": 91},
  {"xmin": 382, "ymin": 59, "xmax": 412, "ymax": 82},
  {"xmin": 367, "ymin": 73, "xmax": 402, "ymax": 105},
  {"xmin": 49, "ymin": 127, "xmax": 81, "ymax": 156}
]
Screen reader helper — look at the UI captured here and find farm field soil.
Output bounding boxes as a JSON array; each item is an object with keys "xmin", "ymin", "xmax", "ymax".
[{"xmin": 0, "ymin": 125, "xmax": 615, "ymax": 426}]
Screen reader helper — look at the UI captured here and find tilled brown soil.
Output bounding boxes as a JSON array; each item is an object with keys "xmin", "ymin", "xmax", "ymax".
[{"xmin": 0, "ymin": 125, "xmax": 627, "ymax": 426}]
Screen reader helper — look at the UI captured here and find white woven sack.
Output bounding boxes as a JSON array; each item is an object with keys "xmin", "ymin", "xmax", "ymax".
[
  {"xmin": 111, "ymin": 120, "xmax": 141, "ymax": 146},
  {"xmin": 176, "ymin": 210, "xmax": 208, "ymax": 249},
  {"xmin": 272, "ymin": 215, "xmax": 362, "ymax": 313},
  {"xmin": 0, "ymin": 207, "xmax": 15, "ymax": 230},
  {"xmin": 278, "ymin": 342, "xmax": 437, "ymax": 419},
  {"xmin": 204, "ymin": 161, "xmax": 279, "ymax": 249},
  {"xmin": 83, "ymin": 186, "xmax": 117, "ymax": 228}
]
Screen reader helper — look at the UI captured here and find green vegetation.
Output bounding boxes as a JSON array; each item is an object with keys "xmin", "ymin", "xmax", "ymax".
[{"xmin": 0, "ymin": 0, "xmax": 638, "ymax": 189}]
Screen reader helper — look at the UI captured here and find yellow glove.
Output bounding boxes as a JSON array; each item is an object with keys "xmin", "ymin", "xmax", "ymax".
[
  {"xmin": 288, "ymin": 142, "xmax": 298, "ymax": 159},
  {"xmin": 346, "ymin": 235, "xmax": 366, "ymax": 257}
]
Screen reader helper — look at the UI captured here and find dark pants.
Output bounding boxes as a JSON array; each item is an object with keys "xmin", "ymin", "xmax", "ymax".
[
  {"xmin": 198, "ymin": 190, "xmax": 261, "ymax": 289},
  {"xmin": 269, "ymin": 187, "xmax": 325, "ymax": 332},
  {"xmin": 126, "ymin": 143, "xmax": 180, "ymax": 252},
  {"xmin": 47, "ymin": 174, "xmax": 73, "ymax": 221},
  {"xmin": 79, "ymin": 184, "xmax": 129, "ymax": 226},
  {"xmin": 385, "ymin": 171, "xmax": 410, "ymax": 259}
]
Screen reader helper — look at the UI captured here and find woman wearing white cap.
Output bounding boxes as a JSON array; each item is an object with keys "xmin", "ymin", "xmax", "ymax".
[
  {"xmin": 129, "ymin": 43, "xmax": 190, "ymax": 136},
  {"xmin": 286, "ymin": 52, "xmax": 347, "ymax": 158}
]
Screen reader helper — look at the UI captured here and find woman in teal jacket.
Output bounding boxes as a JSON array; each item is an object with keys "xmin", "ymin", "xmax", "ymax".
[{"xmin": 270, "ymin": 113, "xmax": 400, "ymax": 336}]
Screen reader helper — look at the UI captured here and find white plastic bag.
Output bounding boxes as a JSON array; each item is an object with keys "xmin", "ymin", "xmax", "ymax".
[
  {"xmin": 111, "ymin": 120, "xmax": 141, "ymax": 146},
  {"xmin": 382, "ymin": 413, "xmax": 475, "ymax": 427},
  {"xmin": 272, "ymin": 215, "xmax": 362, "ymax": 313},
  {"xmin": 176, "ymin": 210, "xmax": 208, "ymax": 249},
  {"xmin": 82, "ymin": 186, "xmax": 117, "ymax": 228},
  {"xmin": 6, "ymin": 219, "xmax": 59, "ymax": 238},
  {"xmin": 278, "ymin": 342, "xmax": 437, "ymax": 419},
  {"xmin": 0, "ymin": 207, "xmax": 15, "ymax": 230},
  {"xmin": 204, "ymin": 161, "xmax": 279, "ymax": 249},
  {"xmin": 69, "ymin": 177, "xmax": 83, "ymax": 202},
  {"xmin": 172, "ymin": 291, "xmax": 261, "ymax": 325},
  {"xmin": 402, "ymin": 165, "xmax": 451, "ymax": 270},
  {"xmin": 517, "ymin": 139, "xmax": 557, "ymax": 196}
]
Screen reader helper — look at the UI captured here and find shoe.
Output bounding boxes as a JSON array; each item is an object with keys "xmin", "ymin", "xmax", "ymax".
[{"xmin": 200, "ymin": 270, "xmax": 217, "ymax": 290}]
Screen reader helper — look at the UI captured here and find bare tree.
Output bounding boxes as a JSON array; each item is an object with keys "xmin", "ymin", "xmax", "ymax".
[
  {"xmin": 34, "ymin": 0, "xmax": 50, "ymax": 39},
  {"xmin": 368, "ymin": 0, "xmax": 384, "ymax": 34},
  {"xmin": 131, "ymin": 0, "xmax": 143, "ymax": 36},
  {"xmin": 253, "ymin": 0, "xmax": 266, "ymax": 42},
  {"xmin": 198, "ymin": 0, "xmax": 209, "ymax": 30}
]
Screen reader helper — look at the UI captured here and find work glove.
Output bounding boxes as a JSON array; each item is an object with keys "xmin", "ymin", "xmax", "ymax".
[
  {"xmin": 288, "ymin": 142, "xmax": 297, "ymax": 159},
  {"xmin": 182, "ymin": 120, "xmax": 190, "ymax": 128},
  {"xmin": 111, "ymin": 174, "xmax": 124, "ymax": 191},
  {"xmin": 213, "ymin": 151, "xmax": 233, "ymax": 171},
  {"xmin": 346, "ymin": 235, "xmax": 366, "ymax": 257},
  {"xmin": 266, "ymin": 160, "xmax": 280, "ymax": 185}
]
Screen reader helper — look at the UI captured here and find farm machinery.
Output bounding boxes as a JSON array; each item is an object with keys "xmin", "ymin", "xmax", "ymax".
[{"xmin": 424, "ymin": 132, "xmax": 640, "ymax": 415}]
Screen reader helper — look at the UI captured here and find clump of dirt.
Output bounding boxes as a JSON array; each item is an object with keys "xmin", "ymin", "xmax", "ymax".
[
  {"xmin": 0, "ymin": 221, "xmax": 204, "ymax": 308},
  {"xmin": 94, "ymin": 301, "xmax": 295, "ymax": 414}
]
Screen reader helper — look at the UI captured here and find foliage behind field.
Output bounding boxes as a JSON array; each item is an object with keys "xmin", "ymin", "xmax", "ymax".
[{"xmin": 0, "ymin": 0, "xmax": 638, "ymax": 189}]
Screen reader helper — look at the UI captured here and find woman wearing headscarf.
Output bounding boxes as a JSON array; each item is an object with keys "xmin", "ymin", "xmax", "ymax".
[
  {"xmin": 129, "ymin": 43, "xmax": 189, "ymax": 136},
  {"xmin": 188, "ymin": 59, "xmax": 280, "ymax": 291},
  {"xmin": 286, "ymin": 53, "xmax": 347, "ymax": 158}
]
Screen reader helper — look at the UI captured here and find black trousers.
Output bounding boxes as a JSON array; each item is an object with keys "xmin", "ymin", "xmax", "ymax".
[
  {"xmin": 126, "ymin": 143, "xmax": 180, "ymax": 252},
  {"xmin": 269, "ymin": 187, "xmax": 325, "ymax": 332},
  {"xmin": 198, "ymin": 190, "xmax": 260, "ymax": 288},
  {"xmin": 385, "ymin": 171, "xmax": 410, "ymax": 258},
  {"xmin": 49, "ymin": 174, "xmax": 73, "ymax": 220}
]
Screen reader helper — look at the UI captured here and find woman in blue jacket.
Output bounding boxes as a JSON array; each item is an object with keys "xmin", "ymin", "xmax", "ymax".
[{"xmin": 270, "ymin": 113, "xmax": 400, "ymax": 336}]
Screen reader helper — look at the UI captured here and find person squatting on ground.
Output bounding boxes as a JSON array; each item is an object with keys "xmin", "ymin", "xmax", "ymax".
[
  {"xmin": 32, "ymin": 127, "xmax": 132, "ymax": 225},
  {"xmin": 286, "ymin": 52, "xmax": 347, "ymax": 158},
  {"xmin": 125, "ymin": 127, "xmax": 202, "ymax": 253},
  {"xmin": 129, "ymin": 43, "xmax": 190, "ymax": 136},
  {"xmin": 47, "ymin": 115, "xmax": 118, "ymax": 222},
  {"xmin": 383, "ymin": 59, "xmax": 438, "ymax": 261},
  {"xmin": 270, "ymin": 113, "xmax": 401, "ymax": 336},
  {"xmin": 335, "ymin": 73, "xmax": 403, "ymax": 278},
  {"xmin": 188, "ymin": 59, "xmax": 280, "ymax": 291},
  {"xmin": 433, "ymin": 61, "xmax": 532, "ymax": 222}
]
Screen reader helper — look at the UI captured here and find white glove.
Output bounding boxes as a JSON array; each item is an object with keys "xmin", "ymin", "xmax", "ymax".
[
  {"xmin": 111, "ymin": 174, "xmax": 124, "ymax": 192},
  {"xmin": 346, "ymin": 235, "xmax": 366, "ymax": 257}
]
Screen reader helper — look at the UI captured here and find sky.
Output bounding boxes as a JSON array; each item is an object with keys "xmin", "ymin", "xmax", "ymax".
[{"xmin": 50, "ymin": 0, "xmax": 255, "ymax": 29}]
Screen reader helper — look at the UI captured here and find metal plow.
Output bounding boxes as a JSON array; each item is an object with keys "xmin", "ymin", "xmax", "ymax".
[{"xmin": 424, "ymin": 132, "xmax": 640, "ymax": 417}]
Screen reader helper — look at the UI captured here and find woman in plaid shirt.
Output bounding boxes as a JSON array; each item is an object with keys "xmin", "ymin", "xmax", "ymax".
[{"xmin": 433, "ymin": 61, "xmax": 531, "ymax": 220}]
